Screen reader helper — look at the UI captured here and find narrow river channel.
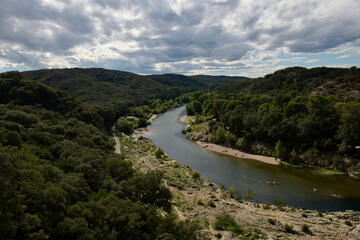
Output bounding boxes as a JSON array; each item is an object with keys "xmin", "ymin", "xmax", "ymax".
[{"xmin": 139, "ymin": 106, "xmax": 360, "ymax": 212}]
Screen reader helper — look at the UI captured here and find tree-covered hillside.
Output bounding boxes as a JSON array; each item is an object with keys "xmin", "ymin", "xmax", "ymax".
[
  {"xmin": 220, "ymin": 66, "xmax": 360, "ymax": 100},
  {"xmin": 22, "ymin": 68, "xmax": 246, "ymax": 128},
  {"xmin": 185, "ymin": 67, "xmax": 360, "ymax": 177},
  {"xmin": 0, "ymin": 72, "xmax": 201, "ymax": 240}
]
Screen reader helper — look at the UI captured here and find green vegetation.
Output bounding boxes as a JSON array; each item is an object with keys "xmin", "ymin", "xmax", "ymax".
[
  {"xmin": 213, "ymin": 212, "xmax": 243, "ymax": 235},
  {"xmin": 273, "ymin": 198, "xmax": 287, "ymax": 210},
  {"xmin": 262, "ymin": 202, "xmax": 271, "ymax": 210},
  {"xmin": 22, "ymin": 68, "xmax": 244, "ymax": 130},
  {"xmin": 185, "ymin": 67, "xmax": 360, "ymax": 175},
  {"xmin": 243, "ymin": 186, "xmax": 255, "ymax": 201},
  {"xmin": 155, "ymin": 147, "xmax": 165, "ymax": 159},
  {"xmin": 283, "ymin": 224, "xmax": 295, "ymax": 233},
  {"xmin": 206, "ymin": 199, "xmax": 216, "ymax": 208},
  {"xmin": 191, "ymin": 171, "xmax": 201, "ymax": 180},
  {"xmin": 345, "ymin": 220, "xmax": 352, "ymax": 226},
  {"xmin": 267, "ymin": 218, "xmax": 275, "ymax": 225},
  {"xmin": 196, "ymin": 198, "xmax": 204, "ymax": 206},
  {"xmin": 302, "ymin": 224, "xmax": 311, "ymax": 234},
  {"xmin": 0, "ymin": 72, "xmax": 202, "ymax": 240}
]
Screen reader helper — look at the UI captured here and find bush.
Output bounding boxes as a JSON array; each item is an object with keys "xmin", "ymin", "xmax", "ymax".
[
  {"xmin": 155, "ymin": 147, "xmax": 165, "ymax": 158},
  {"xmin": 267, "ymin": 218, "xmax": 275, "ymax": 225},
  {"xmin": 284, "ymin": 224, "xmax": 294, "ymax": 233},
  {"xmin": 345, "ymin": 220, "xmax": 352, "ymax": 226},
  {"xmin": 196, "ymin": 198, "xmax": 204, "ymax": 205},
  {"xmin": 206, "ymin": 199, "xmax": 216, "ymax": 208},
  {"xmin": 191, "ymin": 171, "xmax": 201, "ymax": 180},
  {"xmin": 262, "ymin": 202, "xmax": 271, "ymax": 210},
  {"xmin": 302, "ymin": 224, "xmax": 311, "ymax": 234},
  {"xmin": 273, "ymin": 198, "xmax": 286, "ymax": 210},
  {"xmin": 213, "ymin": 212, "xmax": 243, "ymax": 235}
]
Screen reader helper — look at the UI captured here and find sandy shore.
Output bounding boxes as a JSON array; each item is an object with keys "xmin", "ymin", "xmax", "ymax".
[
  {"xmin": 179, "ymin": 115, "xmax": 189, "ymax": 123},
  {"xmin": 149, "ymin": 114, "xmax": 158, "ymax": 123},
  {"xmin": 196, "ymin": 141, "xmax": 280, "ymax": 165}
]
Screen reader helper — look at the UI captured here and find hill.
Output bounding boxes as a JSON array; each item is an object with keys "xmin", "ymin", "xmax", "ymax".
[
  {"xmin": 0, "ymin": 71, "xmax": 202, "ymax": 239},
  {"xmin": 184, "ymin": 67, "xmax": 360, "ymax": 177},
  {"xmin": 220, "ymin": 66, "xmax": 360, "ymax": 100},
  {"xmin": 22, "ymin": 68, "xmax": 246, "ymax": 127}
]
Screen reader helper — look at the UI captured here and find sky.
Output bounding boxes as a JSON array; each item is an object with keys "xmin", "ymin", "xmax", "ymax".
[{"xmin": 1, "ymin": 0, "xmax": 360, "ymax": 77}]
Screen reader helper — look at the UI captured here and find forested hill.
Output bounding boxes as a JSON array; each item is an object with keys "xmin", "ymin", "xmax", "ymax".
[
  {"xmin": 22, "ymin": 68, "xmax": 246, "ymax": 129},
  {"xmin": 0, "ymin": 71, "xmax": 104, "ymax": 130},
  {"xmin": 0, "ymin": 71, "xmax": 202, "ymax": 239},
  {"xmin": 22, "ymin": 68, "xmax": 246, "ymax": 107},
  {"xmin": 220, "ymin": 66, "xmax": 360, "ymax": 100}
]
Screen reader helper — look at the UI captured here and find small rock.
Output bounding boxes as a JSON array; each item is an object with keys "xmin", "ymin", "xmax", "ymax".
[{"xmin": 216, "ymin": 233, "xmax": 222, "ymax": 239}]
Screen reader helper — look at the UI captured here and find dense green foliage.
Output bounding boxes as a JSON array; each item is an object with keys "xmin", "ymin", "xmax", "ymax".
[
  {"xmin": 22, "ymin": 68, "xmax": 245, "ymax": 129},
  {"xmin": 186, "ymin": 67, "xmax": 360, "ymax": 174},
  {"xmin": 220, "ymin": 66, "xmax": 360, "ymax": 99},
  {"xmin": 0, "ymin": 73, "xmax": 201, "ymax": 239},
  {"xmin": 0, "ymin": 72, "xmax": 103, "ymax": 129}
]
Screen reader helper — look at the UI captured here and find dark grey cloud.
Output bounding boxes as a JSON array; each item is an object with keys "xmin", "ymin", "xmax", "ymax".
[{"xmin": 0, "ymin": 0, "xmax": 359, "ymax": 75}]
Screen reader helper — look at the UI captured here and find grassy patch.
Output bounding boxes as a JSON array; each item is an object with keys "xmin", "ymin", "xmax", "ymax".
[{"xmin": 312, "ymin": 168, "xmax": 345, "ymax": 176}]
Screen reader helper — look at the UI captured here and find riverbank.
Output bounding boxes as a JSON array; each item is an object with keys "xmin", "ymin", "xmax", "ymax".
[
  {"xmin": 196, "ymin": 141, "xmax": 280, "ymax": 165},
  {"xmin": 119, "ymin": 135, "xmax": 360, "ymax": 240},
  {"xmin": 180, "ymin": 114, "xmax": 280, "ymax": 166}
]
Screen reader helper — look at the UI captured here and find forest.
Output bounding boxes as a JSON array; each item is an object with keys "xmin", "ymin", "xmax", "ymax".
[
  {"xmin": 0, "ymin": 72, "xmax": 201, "ymax": 239},
  {"xmin": 185, "ymin": 67, "xmax": 360, "ymax": 175},
  {"xmin": 22, "ymin": 68, "xmax": 245, "ymax": 130}
]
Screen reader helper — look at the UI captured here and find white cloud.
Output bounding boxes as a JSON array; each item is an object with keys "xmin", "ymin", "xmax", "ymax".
[
  {"xmin": 0, "ymin": 0, "xmax": 360, "ymax": 76},
  {"xmin": 305, "ymin": 59, "xmax": 320, "ymax": 63}
]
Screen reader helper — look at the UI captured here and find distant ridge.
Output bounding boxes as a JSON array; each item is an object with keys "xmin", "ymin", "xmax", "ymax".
[{"xmin": 219, "ymin": 66, "xmax": 360, "ymax": 99}]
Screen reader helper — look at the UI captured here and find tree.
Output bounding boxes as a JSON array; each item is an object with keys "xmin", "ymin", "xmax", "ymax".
[
  {"xmin": 243, "ymin": 187, "xmax": 254, "ymax": 201},
  {"xmin": 116, "ymin": 117, "xmax": 133, "ymax": 135},
  {"xmin": 235, "ymin": 137, "xmax": 249, "ymax": 151},
  {"xmin": 275, "ymin": 140, "xmax": 287, "ymax": 161},
  {"xmin": 5, "ymin": 132, "xmax": 22, "ymax": 147},
  {"xmin": 155, "ymin": 147, "xmax": 165, "ymax": 159},
  {"xmin": 337, "ymin": 102, "xmax": 360, "ymax": 151}
]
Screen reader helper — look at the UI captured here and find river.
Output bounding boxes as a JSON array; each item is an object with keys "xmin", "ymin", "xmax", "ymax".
[{"xmin": 139, "ymin": 106, "xmax": 360, "ymax": 212}]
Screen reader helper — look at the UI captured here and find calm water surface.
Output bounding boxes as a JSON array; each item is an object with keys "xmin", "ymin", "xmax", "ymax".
[{"xmin": 139, "ymin": 106, "xmax": 360, "ymax": 211}]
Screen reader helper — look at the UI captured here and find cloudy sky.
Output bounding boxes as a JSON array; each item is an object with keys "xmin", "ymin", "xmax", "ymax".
[{"xmin": 1, "ymin": 0, "xmax": 360, "ymax": 77}]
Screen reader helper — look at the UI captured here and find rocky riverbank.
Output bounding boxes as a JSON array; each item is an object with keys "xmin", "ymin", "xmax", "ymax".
[{"xmin": 119, "ymin": 135, "xmax": 360, "ymax": 240}]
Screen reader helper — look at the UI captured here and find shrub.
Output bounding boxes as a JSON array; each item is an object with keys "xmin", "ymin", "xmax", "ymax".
[
  {"xmin": 318, "ymin": 211, "xmax": 323, "ymax": 217},
  {"xmin": 284, "ymin": 224, "xmax": 294, "ymax": 233},
  {"xmin": 213, "ymin": 212, "xmax": 243, "ymax": 235},
  {"xmin": 262, "ymin": 202, "xmax": 270, "ymax": 210},
  {"xmin": 345, "ymin": 220, "xmax": 352, "ymax": 226},
  {"xmin": 243, "ymin": 186, "xmax": 254, "ymax": 201},
  {"xmin": 302, "ymin": 224, "xmax": 311, "ymax": 234},
  {"xmin": 267, "ymin": 218, "xmax": 275, "ymax": 225},
  {"xmin": 155, "ymin": 147, "xmax": 165, "ymax": 158},
  {"xmin": 196, "ymin": 198, "xmax": 204, "ymax": 206},
  {"xmin": 207, "ymin": 199, "xmax": 216, "ymax": 208},
  {"xmin": 191, "ymin": 171, "xmax": 201, "ymax": 180},
  {"xmin": 273, "ymin": 198, "xmax": 286, "ymax": 210}
]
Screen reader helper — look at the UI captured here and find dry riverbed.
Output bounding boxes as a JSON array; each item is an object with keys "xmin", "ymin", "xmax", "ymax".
[{"xmin": 117, "ymin": 135, "xmax": 360, "ymax": 240}]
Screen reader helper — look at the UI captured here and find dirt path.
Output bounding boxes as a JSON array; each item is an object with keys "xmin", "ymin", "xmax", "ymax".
[{"xmin": 113, "ymin": 136, "xmax": 121, "ymax": 154}]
